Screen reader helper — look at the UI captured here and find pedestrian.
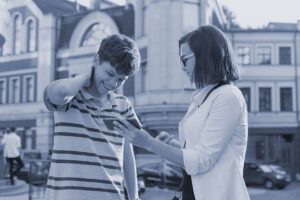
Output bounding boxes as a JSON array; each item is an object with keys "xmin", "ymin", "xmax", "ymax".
[
  {"xmin": 113, "ymin": 25, "xmax": 250, "ymax": 200},
  {"xmin": 43, "ymin": 34, "xmax": 141, "ymax": 200},
  {"xmin": 1, "ymin": 127, "xmax": 24, "ymax": 185}
]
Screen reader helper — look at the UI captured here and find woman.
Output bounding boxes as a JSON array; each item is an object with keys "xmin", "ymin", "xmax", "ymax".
[{"xmin": 114, "ymin": 25, "xmax": 250, "ymax": 200}]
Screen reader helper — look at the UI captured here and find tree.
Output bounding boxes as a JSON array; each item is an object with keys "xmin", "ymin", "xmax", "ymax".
[{"xmin": 222, "ymin": 5, "xmax": 240, "ymax": 29}]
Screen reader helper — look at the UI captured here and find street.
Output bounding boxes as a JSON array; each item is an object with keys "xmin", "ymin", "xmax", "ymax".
[
  {"xmin": 0, "ymin": 182, "xmax": 299, "ymax": 200},
  {"xmin": 141, "ymin": 182, "xmax": 300, "ymax": 200}
]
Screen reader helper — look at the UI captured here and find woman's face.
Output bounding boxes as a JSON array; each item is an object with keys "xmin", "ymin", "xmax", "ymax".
[{"xmin": 180, "ymin": 42, "xmax": 195, "ymax": 82}]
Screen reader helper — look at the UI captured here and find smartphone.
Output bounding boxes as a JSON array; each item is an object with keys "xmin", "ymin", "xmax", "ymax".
[{"xmin": 103, "ymin": 118, "xmax": 142, "ymax": 131}]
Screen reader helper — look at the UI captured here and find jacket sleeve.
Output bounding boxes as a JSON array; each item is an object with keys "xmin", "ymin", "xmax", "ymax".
[{"xmin": 182, "ymin": 90, "xmax": 242, "ymax": 175}]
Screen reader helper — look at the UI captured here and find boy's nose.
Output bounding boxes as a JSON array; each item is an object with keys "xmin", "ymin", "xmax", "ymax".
[{"xmin": 109, "ymin": 79, "xmax": 118, "ymax": 87}]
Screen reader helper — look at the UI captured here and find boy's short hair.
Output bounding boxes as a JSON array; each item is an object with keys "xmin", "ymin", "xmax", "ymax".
[
  {"xmin": 179, "ymin": 25, "xmax": 239, "ymax": 89},
  {"xmin": 9, "ymin": 127, "xmax": 15, "ymax": 132},
  {"xmin": 97, "ymin": 34, "xmax": 140, "ymax": 76}
]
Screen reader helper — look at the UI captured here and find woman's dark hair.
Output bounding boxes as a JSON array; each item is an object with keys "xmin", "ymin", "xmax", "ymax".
[
  {"xmin": 179, "ymin": 25, "xmax": 239, "ymax": 89},
  {"xmin": 97, "ymin": 34, "xmax": 140, "ymax": 76}
]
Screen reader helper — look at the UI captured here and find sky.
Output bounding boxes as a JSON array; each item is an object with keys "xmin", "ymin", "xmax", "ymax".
[
  {"xmin": 219, "ymin": 0, "xmax": 299, "ymax": 28},
  {"xmin": 74, "ymin": 0, "xmax": 300, "ymax": 28}
]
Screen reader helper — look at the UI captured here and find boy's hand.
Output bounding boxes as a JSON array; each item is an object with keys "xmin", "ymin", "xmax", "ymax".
[
  {"xmin": 113, "ymin": 118, "xmax": 152, "ymax": 148},
  {"xmin": 75, "ymin": 66, "xmax": 93, "ymax": 88}
]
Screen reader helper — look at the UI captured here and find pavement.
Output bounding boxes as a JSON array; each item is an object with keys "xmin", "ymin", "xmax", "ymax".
[{"xmin": 0, "ymin": 182, "xmax": 299, "ymax": 200}]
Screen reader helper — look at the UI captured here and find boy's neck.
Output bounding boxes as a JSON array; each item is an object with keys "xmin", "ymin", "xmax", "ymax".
[{"xmin": 86, "ymin": 85, "xmax": 109, "ymax": 102}]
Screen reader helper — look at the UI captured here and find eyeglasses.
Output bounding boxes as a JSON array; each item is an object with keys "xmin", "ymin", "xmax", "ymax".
[{"xmin": 180, "ymin": 53, "xmax": 195, "ymax": 67}]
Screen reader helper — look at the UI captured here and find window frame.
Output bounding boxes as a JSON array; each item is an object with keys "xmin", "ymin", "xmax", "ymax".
[
  {"xmin": 255, "ymin": 44, "xmax": 273, "ymax": 65},
  {"xmin": 279, "ymin": 87, "xmax": 293, "ymax": 112},
  {"xmin": 278, "ymin": 45, "xmax": 293, "ymax": 65},
  {"xmin": 0, "ymin": 78, "xmax": 7, "ymax": 104},
  {"xmin": 25, "ymin": 17, "xmax": 37, "ymax": 52},
  {"xmin": 236, "ymin": 45, "xmax": 251, "ymax": 65},
  {"xmin": 22, "ymin": 74, "xmax": 35, "ymax": 103},
  {"xmin": 258, "ymin": 87, "xmax": 272, "ymax": 112},
  {"xmin": 12, "ymin": 13, "xmax": 23, "ymax": 55},
  {"xmin": 9, "ymin": 76, "xmax": 21, "ymax": 104}
]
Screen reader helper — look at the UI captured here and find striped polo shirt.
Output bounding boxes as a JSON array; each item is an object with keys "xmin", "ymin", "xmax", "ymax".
[{"xmin": 44, "ymin": 86, "xmax": 141, "ymax": 200}]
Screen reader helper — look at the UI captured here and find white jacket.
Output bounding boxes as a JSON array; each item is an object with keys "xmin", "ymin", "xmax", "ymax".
[{"xmin": 179, "ymin": 84, "xmax": 250, "ymax": 200}]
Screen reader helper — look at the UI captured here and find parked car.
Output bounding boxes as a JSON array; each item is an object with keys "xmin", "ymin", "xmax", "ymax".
[
  {"xmin": 137, "ymin": 161, "xmax": 183, "ymax": 190},
  {"xmin": 243, "ymin": 162, "xmax": 291, "ymax": 189}
]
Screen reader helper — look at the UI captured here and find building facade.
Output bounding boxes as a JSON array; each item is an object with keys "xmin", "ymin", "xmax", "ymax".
[
  {"xmin": 227, "ymin": 26, "xmax": 300, "ymax": 175},
  {"xmin": 0, "ymin": 0, "xmax": 135, "ymax": 154}
]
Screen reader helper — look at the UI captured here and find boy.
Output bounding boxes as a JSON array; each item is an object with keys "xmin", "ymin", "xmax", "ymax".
[{"xmin": 44, "ymin": 34, "xmax": 141, "ymax": 200}]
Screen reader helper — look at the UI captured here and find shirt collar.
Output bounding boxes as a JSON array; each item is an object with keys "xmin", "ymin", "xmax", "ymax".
[{"xmin": 80, "ymin": 87, "xmax": 118, "ymax": 107}]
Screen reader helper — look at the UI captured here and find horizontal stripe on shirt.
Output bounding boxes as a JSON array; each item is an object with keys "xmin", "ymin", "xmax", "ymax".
[
  {"xmin": 53, "ymin": 132, "xmax": 123, "ymax": 146},
  {"xmin": 51, "ymin": 159, "xmax": 121, "ymax": 170},
  {"xmin": 51, "ymin": 150, "xmax": 119, "ymax": 161},
  {"xmin": 76, "ymin": 99, "xmax": 98, "ymax": 111},
  {"xmin": 127, "ymin": 113, "xmax": 134, "ymax": 118},
  {"xmin": 46, "ymin": 185, "xmax": 124, "ymax": 194},
  {"xmin": 48, "ymin": 176, "xmax": 122, "ymax": 186},
  {"xmin": 70, "ymin": 104, "xmax": 131, "ymax": 116},
  {"xmin": 55, "ymin": 122, "xmax": 123, "ymax": 138}
]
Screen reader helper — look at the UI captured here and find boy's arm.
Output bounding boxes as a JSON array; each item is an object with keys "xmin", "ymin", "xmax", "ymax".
[
  {"xmin": 44, "ymin": 72, "xmax": 91, "ymax": 107},
  {"xmin": 123, "ymin": 140, "xmax": 139, "ymax": 200}
]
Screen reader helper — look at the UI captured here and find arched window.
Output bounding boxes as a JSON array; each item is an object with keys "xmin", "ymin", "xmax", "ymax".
[
  {"xmin": 27, "ymin": 20, "xmax": 37, "ymax": 52},
  {"xmin": 80, "ymin": 22, "xmax": 112, "ymax": 47},
  {"xmin": 13, "ymin": 15, "xmax": 22, "ymax": 54}
]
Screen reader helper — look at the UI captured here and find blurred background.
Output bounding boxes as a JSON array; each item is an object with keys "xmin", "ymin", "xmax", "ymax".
[{"xmin": 0, "ymin": 0, "xmax": 300, "ymax": 199}]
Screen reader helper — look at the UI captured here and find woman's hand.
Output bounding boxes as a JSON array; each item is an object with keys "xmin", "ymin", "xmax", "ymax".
[
  {"xmin": 156, "ymin": 131, "xmax": 181, "ymax": 148},
  {"xmin": 113, "ymin": 118, "xmax": 152, "ymax": 148}
]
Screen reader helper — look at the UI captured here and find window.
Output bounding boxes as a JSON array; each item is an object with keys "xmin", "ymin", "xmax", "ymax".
[
  {"xmin": 257, "ymin": 46, "xmax": 271, "ymax": 65},
  {"xmin": 140, "ymin": 61, "xmax": 147, "ymax": 92},
  {"xmin": 80, "ymin": 22, "xmax": 112, "ymax": 46},
  {"xmin": 259, "ymin": 87, "xmax": 272, "ymax": 112},
  {"xmin": 13, "ymin": 15, "xmax": 22, "ymax": 54},
  {"xmin": 279, "ymin": 47, "xmax": 291, "ymax": 65},
  {"xmin": 141, "ymin": 0, "xmax": 148, "ymax": 37},
  {"xmin": 9, "ymin": 78, "xmax": 20, "ymax": 103},
  {"xmin": 23, "ymin": 76, "xmax": 35, "ymax": 102},
  {"xmin": 240, "ymin": 87, "xmax": 251, "ymax": 111},
  {"xmin": 0, "ymin": 80, "xmax": 6, "ymax": 104},
  {"xmin": 236, "ymin": 47, "xmax": 250, "ymax": 65},
  {"xmin": 27, "ymin": 20, "xmax": 37, "ymax": 52},
  {"xmin": 280, "ymin": 87, "xmax": 293, "ymax": 111}
]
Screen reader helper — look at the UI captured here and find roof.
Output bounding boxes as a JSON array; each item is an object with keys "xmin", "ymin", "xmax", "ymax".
[
  {"xmin": 33, "ymin": 0, "xmax": 87, "ymax": 15},
  {"xmin": 266, "ymin": 22, "xmax": 298, "ymax": 31},
  {"xmin": 225, "ymin": 21, "xmax": 300, "ymax": 33},
  {"xmin": 57, "ymin": 4, "xmax": 134, "ymax": 49}
]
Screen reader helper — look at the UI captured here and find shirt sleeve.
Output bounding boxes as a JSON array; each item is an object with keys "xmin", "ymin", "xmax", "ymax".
[
  {"xmin": 43, "ymin": 82, "xmax": 74, "ymax": 112},
  {"xmin": 17, "ymin": 136, "xmax": 21, "ymax": 148},
  {"xmin": 1, "ymin": 135, "xmax": 6, "ymax": 145},
  {"xmin": 182, "ymin": 89, "xmax": 242, "ymax": 175},
  {"xmin": 124, "ymin": 99, "xmax": 142, "ymax": 129}
]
